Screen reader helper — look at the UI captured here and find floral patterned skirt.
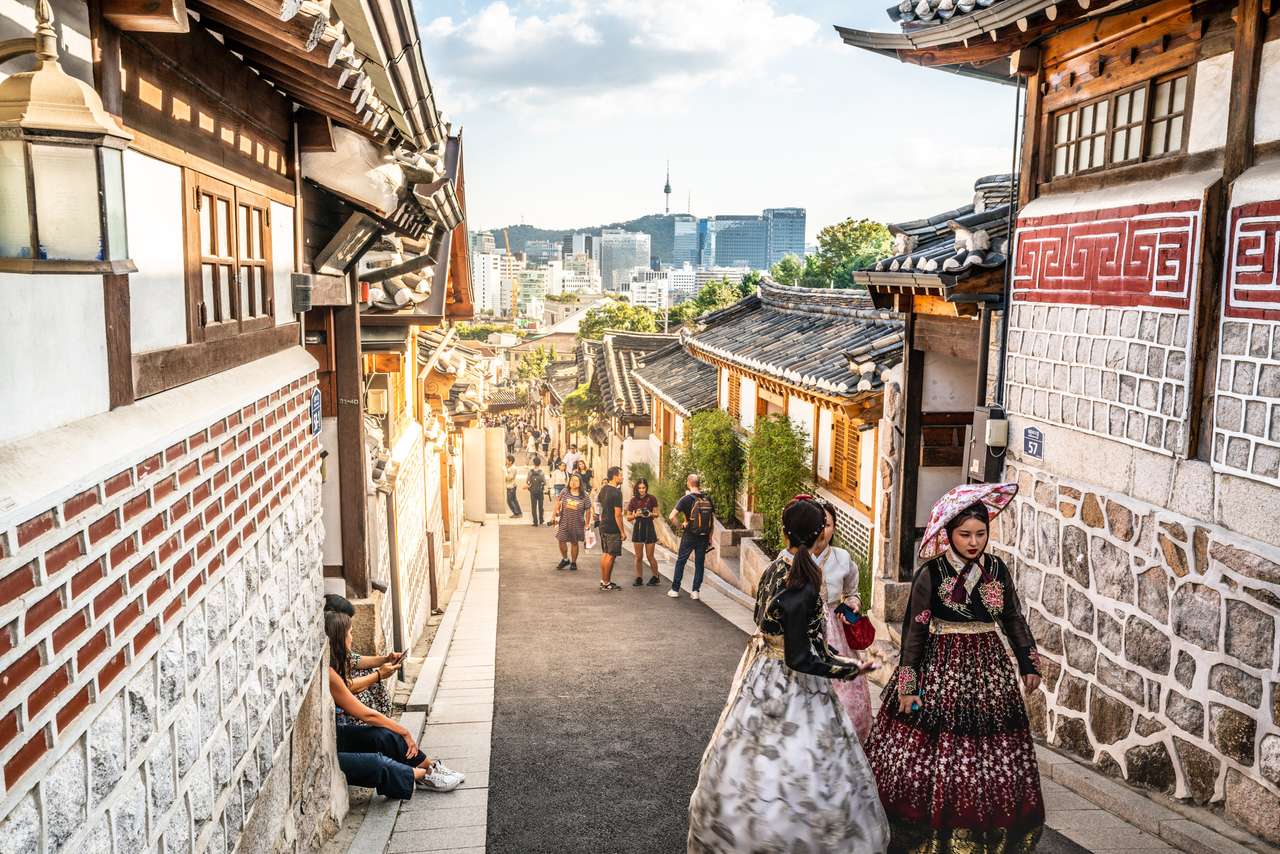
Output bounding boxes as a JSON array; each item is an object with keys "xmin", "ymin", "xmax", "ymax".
[
  {"xmin": 688, "ymin": 637, "xmax": 889, "ymax": 854},
  {"xmin": 865, "ymin": 630, "xmax": 1044, "ymax": 854},
  {"xmin": 825, "ymin": 605, "xmax": 873, "ymax": 742}
]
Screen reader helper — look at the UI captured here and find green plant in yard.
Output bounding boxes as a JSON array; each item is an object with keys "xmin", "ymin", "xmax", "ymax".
[
  {"xmin": 656, "ymin": 444, "xmax": 693, "ymax": 518},
  {"xmin": 852, "ymin": 548, "xmax": 873, "ymax": 612},
  {"xmin": 686, "ymin": 409, "xmax": 745, "ymax": 523},
  {"xmin": 628, "ymin": 461, "xmax": 654, "ymax": 488},
  {"xmin": 562, "ymin": 382, "xmax": 604, "ymax": 435},
  {"xmin": 747, "ymin": 414, "xmax": 812, "ymax": 553}
]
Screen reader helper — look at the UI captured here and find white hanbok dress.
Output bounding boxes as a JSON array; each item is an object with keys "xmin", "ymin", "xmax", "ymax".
[
  {"xmin": 817, "ymin": 545, "xmax": 873, "ymax": 741},
  {"xmin": 687, "ymin": 553, "xmax": 888, "ymax": 854}
]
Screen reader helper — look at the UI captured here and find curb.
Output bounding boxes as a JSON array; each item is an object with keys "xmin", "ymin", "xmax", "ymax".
[
  {"xmin": 1036, "ymin": 745, "xmax": 1273, "ymax": 854},
  {"xmin": 344, "ymin": 522, "xmax": 482, "ymax": 854}
]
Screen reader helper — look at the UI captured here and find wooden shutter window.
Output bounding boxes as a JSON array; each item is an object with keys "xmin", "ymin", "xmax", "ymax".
[
  {"xmin": 830, "ymin": 414, "xmax": 848, "ymax": 490},
  {"xmin": 728, "ymin": 371, "xmax": 741, "ymax": 420}
]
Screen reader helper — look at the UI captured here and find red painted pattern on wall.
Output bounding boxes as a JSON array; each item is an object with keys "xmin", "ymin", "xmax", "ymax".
[
  {"xmin": 1225, "ymin": 199, "xmax": 1280, "ymax": 321},
  {"xmin": 1012, "ymin": 200, "xmax": 1202, "ymax": 308}
]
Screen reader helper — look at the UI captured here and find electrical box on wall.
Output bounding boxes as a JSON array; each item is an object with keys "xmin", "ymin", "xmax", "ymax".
[
  {"xmin": 366, "ymin": 388, "xmax": 389, "ymax": 415},
  {"xmin": 965, "ymin": 405, "xmax": 1006, "ymax": 483}
]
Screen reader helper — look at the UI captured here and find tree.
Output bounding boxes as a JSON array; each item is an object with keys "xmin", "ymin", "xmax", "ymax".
[
  {"xmin": 770, "ymin": 253, "xmax": 804, "ymax": 286},
  {"xmin": 667, "ymin": 276, "xmax": 754, "ymax": 327},
  {"xmin": 515, "ymin": 345, "xmax": 554, "ymax": 383},
  {"xmin": 562, "ymin": 382, "xmax": 604, "ymax": 434},
  {"xmin": 805, "ymin": 218, "xmax": 892, "ymax": 288},
  {"xmin": 686, "ymin": 409, "xmax": 745, "ymax": 524},
  {"xmin": 747, "ymin": 415, "xmax": 813, "ymax": 553},
  {"xmin": 577, "ymin": 302, "xmax": 658, "ymax": 340},
  {"xmin": 455, "ymin": 321, "xmax": 518, "ymax": 341}
]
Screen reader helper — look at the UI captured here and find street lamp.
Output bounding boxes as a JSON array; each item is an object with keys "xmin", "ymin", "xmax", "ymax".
[{"xmin": 0, "ymin": 0, "xmax": 135, "ymax": 274}]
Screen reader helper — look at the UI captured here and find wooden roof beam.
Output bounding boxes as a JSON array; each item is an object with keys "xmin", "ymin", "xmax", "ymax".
[
  {"xmin": 103, "ymin": 0, "xmax": 190, "ymax": 32},
  {"xmin": 188, "ymin": 0, "xmax": 343, "ymax": 66}
]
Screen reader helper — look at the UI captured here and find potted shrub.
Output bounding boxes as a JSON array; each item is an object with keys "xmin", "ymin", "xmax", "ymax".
[{"xmin": 744, "ymin": 414, "xmax": 813, "ymax": 589}]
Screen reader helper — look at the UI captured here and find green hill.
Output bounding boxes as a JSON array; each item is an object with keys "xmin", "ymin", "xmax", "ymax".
[{"xmin": 483, "ymin": 214, "xmax": 690, "ymax": 265}]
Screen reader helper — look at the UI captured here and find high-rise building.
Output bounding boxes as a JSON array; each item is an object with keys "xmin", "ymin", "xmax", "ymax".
[
  {"xmin": 472, "ymin": 231, "xmax": 496, "ymax": 254},
  {"xmin": 629, "ymin": 269, "xmax": 670, "ymax": 311},
  {"xmin": 498, "ymin": 252, "xmax": 523, "ymax": 317},
  {"xmin": 524, "ymin": 239, "xmax": 561, "ymax": 267},
  {"xmin": 562, "ymin": 253, "xmax": 602, "ymax": 294},
  {"xmin": 566, "ymin": 232, "xmax": 598, "ymax": 261},
  {"xmin": 667, "ymin": 263, "xmax": 699, "ymax": 304},
  {"xmin": 517, "ymin": 269, "xmax": 547, "ymax": 318},
  {"xmin": 672, "ymin": 215, "xmax": 698, "ymax": 266},
  {"xmin": 696, "ymin": 265, "xmax": 751, "ymax": 291},
  {"xmin": 764, "ymin": 208, "xmax": 806, "ymax": 266},
  {"xmin": 599, "ymin": 229, "xmax": 651, "ymax": 292},
  {"xmin": 472, "ymin": 251, "xmax": 503, "ymax": 315},
  {"xmin": 707, "ymin": 215, "xmax": 769, "ymax": 269}
]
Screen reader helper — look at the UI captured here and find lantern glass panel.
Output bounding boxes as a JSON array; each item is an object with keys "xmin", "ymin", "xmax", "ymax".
[
  {"xmin": 101, "ymin": 147, "xmax": 128, "ymax": 261},
  {"xmin": 31, "ymin": 143, "xmax": 102, "ymax": 261},
  {"xmin": 0, "ymin": 140, "xmax": 31, "ymax": 259}
]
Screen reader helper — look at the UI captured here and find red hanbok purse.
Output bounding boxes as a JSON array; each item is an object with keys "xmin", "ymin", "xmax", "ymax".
[{"xmin": 842, "ymin": 613, "xmax": 876, "ymax": 650}]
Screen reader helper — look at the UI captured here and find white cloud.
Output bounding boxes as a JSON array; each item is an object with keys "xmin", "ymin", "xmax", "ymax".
[{"xmin": 422, "ymin": 0, "xmax": 819, "ymax": 112}]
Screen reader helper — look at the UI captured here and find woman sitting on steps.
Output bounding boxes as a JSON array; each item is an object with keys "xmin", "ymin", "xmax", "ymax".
[{"xmin": 326, "ymin": 608, "xmax": 465, "ymax": 799}]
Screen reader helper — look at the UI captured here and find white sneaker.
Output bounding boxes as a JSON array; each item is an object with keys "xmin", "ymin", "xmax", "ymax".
[
  {"xmin": 417, "ymin": 763, "xmax": 463, "ymax": 792},
  {"xmin": 667, "ymin": 589, "xmax": 679, "ymax": 598},
  {"xmin": 691, "ymin": 591, "xmax": 701, "ymax": 601}
]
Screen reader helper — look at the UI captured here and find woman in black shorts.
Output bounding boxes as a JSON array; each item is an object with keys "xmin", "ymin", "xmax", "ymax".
[{"xmin": 626, "ymin": 478, "xmax": 662, "ymax": 587}]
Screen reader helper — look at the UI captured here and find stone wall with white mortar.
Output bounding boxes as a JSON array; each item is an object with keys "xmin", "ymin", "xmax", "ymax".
[{"xmin": 0, "ymin": 352, "xmax": 339, "ymax": 854}]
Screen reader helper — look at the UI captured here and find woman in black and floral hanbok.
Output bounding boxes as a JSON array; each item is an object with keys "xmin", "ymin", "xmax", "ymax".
[
  {"xmin": 688, "ymin": 498, "xmax": 887, "ymax": 854},
  {"xmin": 865, "ymin": 482, "xmax": 1045, "ymax": 854}
]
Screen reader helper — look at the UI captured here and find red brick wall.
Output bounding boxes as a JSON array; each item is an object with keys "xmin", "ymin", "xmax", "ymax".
[{"xmin": 0, "ymin": 370, "xmax": 320, "ymax": 840}]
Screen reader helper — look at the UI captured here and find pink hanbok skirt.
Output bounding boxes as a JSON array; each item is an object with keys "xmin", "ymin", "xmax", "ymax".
[{"xmin": 825, "ymin": 604, "xmax": 872, "ymax": 741}]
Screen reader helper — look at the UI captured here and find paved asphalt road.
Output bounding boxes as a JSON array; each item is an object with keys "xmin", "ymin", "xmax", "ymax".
[{"xmin": 485, "ymin": 523, "xmax": 1093, "ymax": 853}]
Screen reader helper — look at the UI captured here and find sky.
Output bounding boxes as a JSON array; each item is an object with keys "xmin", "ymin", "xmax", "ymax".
[{"xmin": 416, "ymin": 0, "xmax": 1020, "ymax": 243}]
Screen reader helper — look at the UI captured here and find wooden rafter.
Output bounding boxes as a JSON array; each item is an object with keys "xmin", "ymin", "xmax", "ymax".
[
  {"xmin": 189, "ymin": 0, "xmax": 345, "ymax": 66},
  {"xmin": 102, "ymin": 0, "xmax": 190, "ymax": 32}
]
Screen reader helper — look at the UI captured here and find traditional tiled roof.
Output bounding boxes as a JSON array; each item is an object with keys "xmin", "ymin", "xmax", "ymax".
[
  {"xmin": 545, "ymin": 359, "xmax": 580, "ymax": 404},
  {"xmin": 868, "ymin": 174, "xmax": 1012, "ymax": 277},
  {"xmin": 486, "ymin": 387, "xmax": 523, "ymax": 409},
  {"xmin": 890, "ymin": 0, "xmax": 1001, "ymax": 26},
  {"xmin": 685, "ymin": 280, "xmax": 902, "ymax": 397},
  {"xmin": 598, "ymin": 331, "xmax": 680, "ymax": 420},
  {"xmin": 632, "ymin": 342, "xmax": 718, "ymax": 418},
  {"xmin": 577, "ymin": 338, "xmax": 603, "ymax": 388}
]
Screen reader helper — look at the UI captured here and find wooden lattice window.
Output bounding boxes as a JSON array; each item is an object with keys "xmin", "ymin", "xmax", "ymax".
[
  {"xmin": 1049, "ymin": 70, "xmax": 1190, "ymax": 180},
  {"xmin": 727, "ymin": 371, "xmax": 741, "ymax": 420},
  {"xmin": 184, "ymin": 169, "xmax": 274, "ymax": 342}
]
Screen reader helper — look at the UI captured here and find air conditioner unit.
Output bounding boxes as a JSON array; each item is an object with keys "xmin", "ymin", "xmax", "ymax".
[{"xmin": 366, "ymin": 388, "xmax": 389, "ymax": 415}]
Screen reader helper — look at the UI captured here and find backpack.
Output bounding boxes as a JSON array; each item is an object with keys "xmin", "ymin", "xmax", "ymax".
[
  {"xmin": 527, "ymin": 468, "xmax": 545, "ymax": 493},
  {"xmin": 686, "ymin": 493, "xmax": 715, "ymax": 538}
]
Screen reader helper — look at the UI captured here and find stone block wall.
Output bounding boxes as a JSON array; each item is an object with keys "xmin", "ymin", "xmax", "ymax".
[
  {"xmin": 1213, "ymin": 318, "xmax": 1280, "ymax": 480},
  {"xmin": 0, "ymin": 362, "xmax": 340, "ymax": 853},
  {"xmin": 993, "ymin": 459, "xmax": 1280, "ymax": 843},
  {"xmin": 1004, "ymin": 302, "xmax": 1192, "ymax": 455}
]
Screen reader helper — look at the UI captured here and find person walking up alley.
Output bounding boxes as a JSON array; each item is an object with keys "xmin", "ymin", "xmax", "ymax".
[
  {"xmin": 525, "ymin": 456, "xmax": 547, "ymax": 526},
  {"xmin": 504, "ymin": 454, "xmax": 522, "ymax": 518},
  {"xmin": 597, "ymin": 466, "xmax": 626, "ymax": 591},
  {"xmin": 668, "ymin": 474, "xmax": 715, "ymax": 600}
]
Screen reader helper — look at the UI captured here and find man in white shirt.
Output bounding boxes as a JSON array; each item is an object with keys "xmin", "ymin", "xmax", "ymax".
[{"xmin": 562, "ymin": 444, "xmax": 581, "ymax": 475}]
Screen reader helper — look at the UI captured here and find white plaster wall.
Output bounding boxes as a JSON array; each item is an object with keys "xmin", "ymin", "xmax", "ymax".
[
  {"xmin": 1254, "ymin": 40, "xmax": 1280, "ymax": 145},
  {"xmin": 0, "ymin": 274, "xmax": 109, "ymax": 444},
  {"xmin": 787, "ymin": 397, "xmax": 815, "ymax": 446},
  {"xmin": 719, "ymin": 369, "xmax": 730, "ymax": 412},
  {"xmin": 320, "ymin": 417, "xmax": 342, "ymax": 566},
  {"xmin": 739, "ymin": 376, "xmax": 757, "ymax": 430},
  {"xmin": 124, "ymin": 150, "xmax": 187, "ymax": 353},
  {"xmin": 675, "ymin": 414, "xmax": 685, "ymax": 445},
  {"xmin": 817, "ymin": 407, "xmax": 833, "ymax": 481},
  {"xmin": 270, "ymin": 201, "xmax": 296, "ymax": 325},
  {"xmin": 1188, "ymin": 52, "xmax": 1232, "ymax": 153},
  {"xmin": 923, "ymin": 351, "xmax": 977, "ymax": 412},
  {"xmin": 462, "ymin": 427, "xmax": 487, "ymax": 522},
  {"xmin": 859, "ymin": 426, "xmax": 875, "ymax": 509}
]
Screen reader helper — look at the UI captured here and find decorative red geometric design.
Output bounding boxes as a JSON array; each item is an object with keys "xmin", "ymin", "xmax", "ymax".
[
  {"xmin": 1225, "ymin": 200, "xmax": 1280, "ymax": 321},
  {"xmin": 1012, "ymin": 200, "xmax": 1202, "ymax": 308}
]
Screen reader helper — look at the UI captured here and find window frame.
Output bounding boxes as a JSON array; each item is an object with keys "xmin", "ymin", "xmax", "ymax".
[
  {"xmin": 182, "ymin": 168, "xmax": 275, "ymax": 343},
  {"xmin": 1046, "ymin": 68, "xmax": 1193, "ymax": 183}
]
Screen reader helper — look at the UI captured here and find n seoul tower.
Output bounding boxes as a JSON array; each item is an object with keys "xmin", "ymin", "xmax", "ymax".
[{"xmin": 664, "ymin": 160, "xmax": 672, "ymax": 215}]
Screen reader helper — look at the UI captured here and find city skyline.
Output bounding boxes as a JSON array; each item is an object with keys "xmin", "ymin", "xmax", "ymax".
[{"xmin": 419, "ymin": 0, "xmax": 1016, "ymax": 243}]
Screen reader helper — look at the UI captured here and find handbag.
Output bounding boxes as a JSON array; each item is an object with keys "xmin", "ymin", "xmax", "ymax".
[
  {"xmin": 841, "ymin": 611, "xmax": 876, "ymax": 651},
  {"xmin": 584, "ymin": 528, "xmax": 597, "ymax": 550}
]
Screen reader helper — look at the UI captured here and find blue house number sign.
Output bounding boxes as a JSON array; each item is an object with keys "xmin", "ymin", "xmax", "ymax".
[
  {"xmin": 1023, "ymin": 426, "xmax": 1044, "ymax": 459},
  {"xmin": 310, "ymin": 388, "xmax": 322, "ymax": 437}
]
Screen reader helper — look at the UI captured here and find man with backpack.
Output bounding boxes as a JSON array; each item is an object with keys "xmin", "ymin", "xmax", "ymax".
[
  {"xmin": 525, "ymin": 456, "xmax": 547, "ymax": 526},
  {"xmin": 668, "ymin": 474, "xmax": 714, "ymax": 600}
]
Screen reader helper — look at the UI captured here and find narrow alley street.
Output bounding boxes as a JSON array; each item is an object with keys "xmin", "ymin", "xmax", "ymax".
[{"xmin": 356, "ymin": 517, "xmax": 1211, "ymax": 854}]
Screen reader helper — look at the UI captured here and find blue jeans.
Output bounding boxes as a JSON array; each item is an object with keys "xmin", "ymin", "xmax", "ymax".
[
  {"xmin": 671, "ymin": 535, "xmax": 708, "ymax": 592},
  {"xmin": 506, "ymin": 487, "xmax": 522, "ymax": 516},
  {"xmin": 335, "ymin": 725, "xmax": 427, "ymax": 800}
]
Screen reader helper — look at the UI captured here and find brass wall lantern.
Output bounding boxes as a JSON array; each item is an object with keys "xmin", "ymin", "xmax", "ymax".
[{"xmin": 0, "ymin": 0, "xmax": 135, "ymax": 273}]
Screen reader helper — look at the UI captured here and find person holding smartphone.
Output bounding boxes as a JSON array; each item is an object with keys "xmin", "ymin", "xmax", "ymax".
[{"xmin": 625, "ymin": 478, "xmax": 661, "ymax": 587}]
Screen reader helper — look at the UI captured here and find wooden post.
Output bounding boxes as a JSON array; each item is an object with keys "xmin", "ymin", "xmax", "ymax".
[
  {"xmin": 89, "ymin": 0, "xmax": 135, "ymax": 409},
  {"xmin": 334, "ymin": 273, "xmax": 370, "ymax": 597},
  {"xmin": 1223, "ymin": 0, "xmax": 1265, "ymax": 186},
  {"xmin": 896, "ymin": 296, "xmax": 925, "ymax": 581}
]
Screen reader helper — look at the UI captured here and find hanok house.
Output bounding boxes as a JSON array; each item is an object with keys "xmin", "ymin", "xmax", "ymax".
[
  {"xmin": 0, "ymin": 0, "xmax": 458, "ymax": 847},
  {"xmin": 541, "ymin": 357, "xmax": 583, "ymax": 455},
  {"xmin": 632, "ymin": 341, "xmax": 720, "ymax": 481},
  {"xmin": 851, "ymin": 175, "xmax": 1014, "ymax": 598},
  {"xmin": 680, "ymin": 280, "xmax": 903, "ymax": 584},
  {"xmin": 842, "ymin": 0, "xmax": 1280, "ymax": 841},
  {"xmin": 577, "ymin": 331, "xmax": 679, "ymax": 485},
  {"xmin": 303, "ymin": 126, "xmax": 472, "ymax": 663}
]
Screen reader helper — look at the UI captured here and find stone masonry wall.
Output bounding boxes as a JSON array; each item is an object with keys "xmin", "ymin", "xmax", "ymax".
[
  {"xmin": 1214, "ymin": 316, "xmax": 1280, "ymax": 481},
  {"xmin": 1005, "ymin": 301, "xmax": 1192, "ymax": 456},
  {"xmin": 0, "ymin": 368, "xmax": 339, "ymax": 853},
  {"xmin": 993, "ymin": 460, "xmax": 1280, "ymax": 843}
]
